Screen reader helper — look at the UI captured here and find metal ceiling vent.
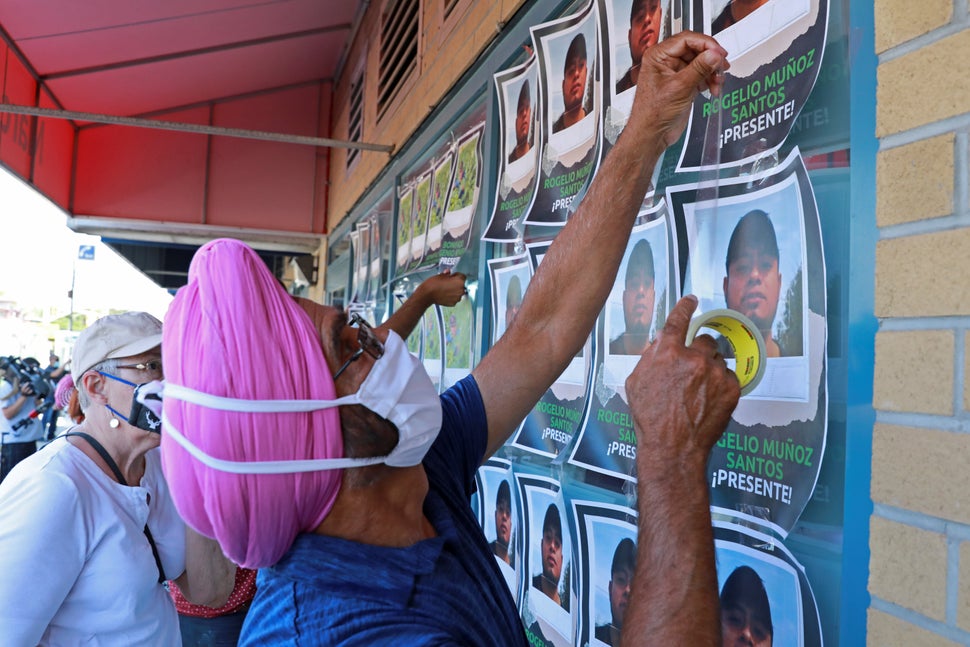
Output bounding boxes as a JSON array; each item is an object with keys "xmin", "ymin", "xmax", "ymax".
[{"xmin": 377, "ymin": 0, "xmax": 419, "ymax": 120}]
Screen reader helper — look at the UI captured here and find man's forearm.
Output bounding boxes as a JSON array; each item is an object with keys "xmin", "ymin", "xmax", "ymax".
[
  {"xmin": 380, "ymin": 290, "xmax": 433, "ymax": 341},
  {"xmin": 622, "ymin": 460, "xmax": 721, "ymax": 647}
]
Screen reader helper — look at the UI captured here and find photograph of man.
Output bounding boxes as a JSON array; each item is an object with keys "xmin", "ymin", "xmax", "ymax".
[
  {"xmin": 532, "ymin": 503, "xmax": 567, "ymax": 609},
  {"xmin": 489, "ymin": 480, "xmax": 514, "ymax": 567},
  {"xmin": 594, "ymin": 538, "xmax": 635, "ymax": 645},
  {"xmin": 552, "ymin": 34, "xmax": 589, "ymax": 134},
  {"xmin": 616, "ymin": 0, "xmax": 664, "ymax": 93},
  {"xmin": 721, "ymin": 209, "xmax": 788, "ymax": 358},
  {"xmin": 610, "ymin": 239, "xmax": 656, "ymax": 355},
  {"xmin": 712, "ymin": 0, "xmax": 771, "ymax": 34},
  {"xmin": 508, "ymin": 81, "xmax": 533, "ymax": 164},
  {"xmin": 719, "ymin": 565, "xmax": 773, "ymax": 647}
]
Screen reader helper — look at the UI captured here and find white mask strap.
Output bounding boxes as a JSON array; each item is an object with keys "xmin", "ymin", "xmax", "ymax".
[
  {"xmin": 163, "ymin": 382, "xmax": 359, "ymax": 412},
  {"xmin": 162, "ymin": 413, "xmax": 387, "ymax": 474}
]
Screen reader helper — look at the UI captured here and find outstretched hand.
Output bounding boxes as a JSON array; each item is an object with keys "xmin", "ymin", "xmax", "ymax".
[
  {"xmin": 629, "ymin": 31, "xmax": 730, "ymax": 157},
  {"xmin": 626, "ymin": 295, "xmax": 740, "ymax": 470},
  {"xmin": 416, "ymin": 270, "xmax": 467, "ymax": 307}
]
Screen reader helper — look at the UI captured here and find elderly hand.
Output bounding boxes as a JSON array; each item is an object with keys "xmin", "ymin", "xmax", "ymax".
[
  {"xmin": 416, "ymin": 270, "xmax": 467, "ymax": 308},
  {"xmin": 628, "ymin": 31, "xmax": 729, "ymax": 159},
  {"xmin": 626, "ymin": 295, "xmax": 740, "ymax": 471}
]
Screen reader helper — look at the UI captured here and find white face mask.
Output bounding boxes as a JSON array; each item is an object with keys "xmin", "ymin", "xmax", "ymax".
[{"xmin": 155, "ymin": 331, "xmax": 443, "ymax": 474}]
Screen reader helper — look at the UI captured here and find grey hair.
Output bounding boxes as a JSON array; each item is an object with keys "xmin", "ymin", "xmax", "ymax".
[{"xmin": 76, "ymin": 358, "xmax": 120, "ymax": 411}]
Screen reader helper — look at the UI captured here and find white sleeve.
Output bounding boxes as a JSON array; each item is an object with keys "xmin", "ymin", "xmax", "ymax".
[{"xmin": 0, "ymin": 469, "xmax": 87, "ymax": 644}]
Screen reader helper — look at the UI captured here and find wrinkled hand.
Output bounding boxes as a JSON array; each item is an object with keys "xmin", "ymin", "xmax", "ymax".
[
  {"xmin": 629, "ymin": 31, "xmax": 730, "ymax": 156},
  {"xmin": 626, "ymin": 296, "xmax": 740, "ymax": 470},
  {"xmin": 417, "ymin": 270, "xmax": 467, "ymax": 307}
]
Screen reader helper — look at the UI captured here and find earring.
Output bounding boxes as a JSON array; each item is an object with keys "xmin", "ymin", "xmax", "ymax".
[{"xmin": 109, "ymin": 417, "xmax": 120, "ymax": 429}]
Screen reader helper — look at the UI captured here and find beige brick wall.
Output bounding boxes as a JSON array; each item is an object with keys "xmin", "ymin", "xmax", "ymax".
[
  {"xmin": 871, "ymin": 424, "xmax": 970, "ymax": 523},
  {"xmin": 875, "ymin": 230, "xmax": 970, "ymax": 317},
  {"xmin": 869, "ymin": 517, "xmax": 948, "ymax": 620},
  {"xmin": 876, "ymin": 135, "xmax": 954, "ymax": 227},
  {"xmin": 872, "ymin": 0, "xmax": 970, "ymax": 643},
  {"xmin": 872, "ymin": 330, "xmax": 954, "ymax": 414},
  {"xmin": 868, "ymin": 609, "xmax": 962, "ymax": 646}
]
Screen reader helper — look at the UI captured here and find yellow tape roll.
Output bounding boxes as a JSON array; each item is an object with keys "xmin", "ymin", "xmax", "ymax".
[{"xmin": 685, "ymin": 308, "xmax": 766, "ymax": 396}]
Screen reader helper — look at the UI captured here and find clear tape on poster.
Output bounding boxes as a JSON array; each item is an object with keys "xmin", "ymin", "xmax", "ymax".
[{"xmin": 685, "ymin": 308, "xmax": 766, "ymax": 396}]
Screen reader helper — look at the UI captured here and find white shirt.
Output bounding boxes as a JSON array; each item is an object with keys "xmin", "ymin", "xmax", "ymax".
[{"xmin": 0, "ymin": 440, "xmax": 186, "ymax": 646}]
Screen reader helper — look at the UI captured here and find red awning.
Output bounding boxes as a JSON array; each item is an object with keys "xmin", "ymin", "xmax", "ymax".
[{"xmin": 0, "ymin": 0, "xmax": 367, "ymax": 261}]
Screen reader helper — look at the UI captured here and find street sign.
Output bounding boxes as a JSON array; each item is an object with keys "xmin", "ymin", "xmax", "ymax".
[{"xmin": 78, "ymin": 245, "xmax": 95, "ymax": 260}]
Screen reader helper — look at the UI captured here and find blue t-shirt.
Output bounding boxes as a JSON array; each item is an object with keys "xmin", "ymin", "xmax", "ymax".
[{"xmin": 240, "ymin": 376, "xmax": 528, "ymax": 646}]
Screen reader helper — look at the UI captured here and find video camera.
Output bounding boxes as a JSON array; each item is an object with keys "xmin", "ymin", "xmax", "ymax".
[{"xmin": 0, "ymin": 355, "xmax": 54, "ymax": 401}]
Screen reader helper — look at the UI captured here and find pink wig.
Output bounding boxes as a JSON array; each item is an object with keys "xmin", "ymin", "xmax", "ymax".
[
  {"xmin": 161, "ymin": 238, "xmax": 343, "ymax": 568},
  {"xmin": 54, "ymin": 373, "xmax": 75, "ymax": 410}
]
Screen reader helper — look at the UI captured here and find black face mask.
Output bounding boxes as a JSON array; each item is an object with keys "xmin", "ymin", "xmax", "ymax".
[
  {"xmin": 128, "ymin": 383, "xmax": 163, "ymax": 433},
  {"xmin": 100, "ymin": 373, "xmax": 163, "ymax": 434}
]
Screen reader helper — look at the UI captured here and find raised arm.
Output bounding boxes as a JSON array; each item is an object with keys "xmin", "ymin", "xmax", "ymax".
[
  {"xmin": 620, "ymin": 296, "xmax": 740, "ymax": 646},
  {"xmin": 379, "ymin": 271, "xmax": 467, "ymax": 340},
  {"xmin": 473, "ymin": 32, "xmax": 729, "ymax": 457}
]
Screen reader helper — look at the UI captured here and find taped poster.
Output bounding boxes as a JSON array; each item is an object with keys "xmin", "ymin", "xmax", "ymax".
[
  {"xmin": 514, "ymin": 474, "xmax": 573, "ymax": 647},
  {"xmin": 667, "ymin": 146, "xmax": 827, "ymax": 535},
  {"xmin": 367, "ymin": 217, "xmax": 381, "ymax": 304},
  {"xmin": 422, "ymin": 151, "xmax": 456, "ymax": 268},
  {"xmin": 568, "ymin": 201, "xmax": 674, "ymax": 483},
  {"xmin": 395, "ymin": 184, "xmax": 415, "ymax": 277},
  {"xmin": 408, "ymin": 170, "xmax": 433, "ymax": 273},
  {"xmin": 484, "ymin": 57, "xmax": 541, "ymax": 242},
  {"xmin": 349, "ymin": 229, "xmax": 362, "ymax": 304},
  {"xmin": 355, "ymin": 221, "xmax": 371, "ymax": 304},
  {"xmin": 570, "ymin": 500, "xmax": 637, "ymax": 647},
  {"xmin": 438, "ymin": 123, "xmax": 485, "ymax": 267},
  {"xmin": 509, "ymin": 242, "xmax": 591, "ymax": 460},
  {"xmin": 713, "ymin": 521, "xmax": 823, "ymax": 647},
  {"xmin": 676, "ymin": 0, "xmax": 828, "ymax": 171},
  {"xmin": 473, "ymin": 458, "xmax": 520, "ymax": 599},
  {"xmin": 526, "ymin": 0, "xmax": 602, "ymax": 225},
  {"xmin": 442, "ymin": 292, "xmax": 475, "ymax": 389},
  {"xmin": 598, "ymin": 0, "xmax": 675, "ymax": 164}
]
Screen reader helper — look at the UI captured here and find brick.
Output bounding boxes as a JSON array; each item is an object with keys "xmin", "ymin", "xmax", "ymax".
[
  {"xmin": 871, "ymin": 423, "xmax": 970, "ymax": 523},
  {"xmin": 877, "ymin": 31, "xmax": 970, "ymax": 137},
  {"xmin": 873, "ymin": 330, "xmax": 953, "ymax": 414},
  {"xmin": 875, "ymin": 0, "xmax": 953, "ymax": 53},
  {"xmin": 876, "ymin": 230, "xmax": 970, "ymax": 317},
  {"xmin": 960, "ymin": 541, "xmax": 970, "ymax": 631},
  {"xmin": 965, "ymin": 332, "xmax": 970, "ymax": 412},
  {"xmin": 867, "ymin": 608, "xmax": 961, "ymax": 646},
  {"xmin": 869, "ymin": 516, "xmax": 947, "ymax": 620},
  {"xmin": 877, "ymin": 135, "xmax": 954, "ymax": 226}
]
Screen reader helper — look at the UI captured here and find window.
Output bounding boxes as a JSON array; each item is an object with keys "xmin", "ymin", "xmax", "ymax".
[{"xmin": 378, "ymin": 0, "xmax": 419, "ymax": 119}]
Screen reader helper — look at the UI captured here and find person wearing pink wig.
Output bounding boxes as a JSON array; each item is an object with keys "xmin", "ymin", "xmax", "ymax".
[{"xmin": 162, "ymin": 31, "xmax": 737, "ymax": 647}]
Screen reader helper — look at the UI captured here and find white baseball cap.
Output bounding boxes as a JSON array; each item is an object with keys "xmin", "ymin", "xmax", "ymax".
[{"xmin": 71, "ymin": 312, "xmax": 163, "ymax": 381}]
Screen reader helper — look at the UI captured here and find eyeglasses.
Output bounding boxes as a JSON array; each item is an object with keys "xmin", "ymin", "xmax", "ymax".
[
  {"xmin": 116, "ymin": 360, "xmax": 163, "ymax": 374},
  {"xmin": 333, "ymin": 314, "xmax": 384, "ymax": 380}
]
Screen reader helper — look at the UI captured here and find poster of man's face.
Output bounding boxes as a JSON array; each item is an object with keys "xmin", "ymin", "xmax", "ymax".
[
  {"xmin": 574, "ymin": 507, "xmax": 637, "ymax": 647},
  {"xmin": 706, "ymin": 0, "xmax": 812, "ymax": 61},
  {"xmin": 603, "ymin": 213, "xmax": 670, "ymax": 392},
  {"xmin": 477, "ymin": 461, "xmax": 519, "ymax": 597},
  {"xmin": 518, "ymin": 475, "xmax": 572, "ymax": 645},
  {"xmin": 715, "ymin": 541, "xmax": 803, "ymax": 647},
  {"xmin": 609, "ymin": 0, "xmax": 665, "ymax": 96},
  {"xmin": 682, "ymin": 172, "xmax": 808, "ymax": 402},
  {"xmin": 540, "ymin": 16, "xmax": 599, "ymax": 155},
  {"xmin": 505, "ymin": 75, "xmax": 537, "ymax": 170},
  {"xmin": 489, "ymin": 257, "xmax": 532, "ymax": 345}
]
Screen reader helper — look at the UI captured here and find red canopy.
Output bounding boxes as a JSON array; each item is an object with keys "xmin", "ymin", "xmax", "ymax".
[{"xmin": 0, "ymin": 1, "xmax": 366, "ymax": 284}]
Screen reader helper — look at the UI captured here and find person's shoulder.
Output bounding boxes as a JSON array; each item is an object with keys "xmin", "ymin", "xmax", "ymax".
[
  {"xmin": 615, "ymin": 69, "xmax": 634, "ymax": 94},
  {"xmin": 0, "ymin": 445, "xmax": 84, "ymax": 516},
  {"xmin": 0, "ymin": 379, "xmax": 16, "ymax": 402},
  {"xmin": 552, "ymin": 114, "xmax": 566, "ymax": 134}
]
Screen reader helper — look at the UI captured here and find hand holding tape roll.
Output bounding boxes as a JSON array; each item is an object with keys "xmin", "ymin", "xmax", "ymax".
[{"xmin": 685, "ymin": 309, "xmax": 766, "ymax": 396}]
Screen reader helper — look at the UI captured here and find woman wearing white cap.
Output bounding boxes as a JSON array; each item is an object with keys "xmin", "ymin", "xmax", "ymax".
[{"xmin": 0, "ymin": 311, "xmax": 234, "ymax": 646}]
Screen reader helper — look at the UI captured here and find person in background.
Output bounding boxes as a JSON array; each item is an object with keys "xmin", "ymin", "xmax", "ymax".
[
  {"xmin": 1, "ymin": 363, "xmax": 46, "ymax": 481},
  {"xmin": 0, "ymin": 312, "xmax": 235, "ymax": 644},
  {"xmin": 43, "ymin": 354, "xmax": 69, "ymax": 440}
]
